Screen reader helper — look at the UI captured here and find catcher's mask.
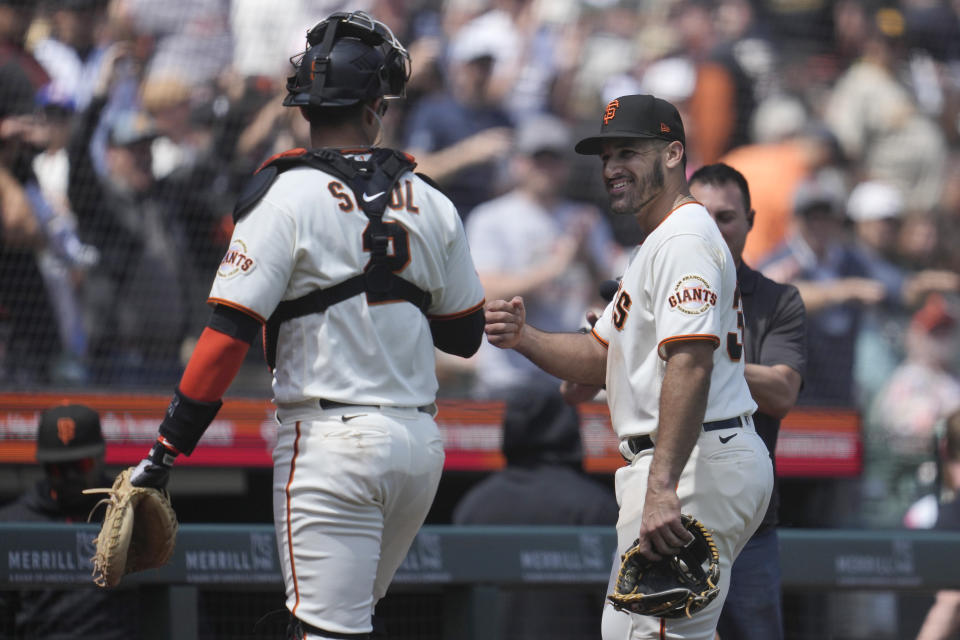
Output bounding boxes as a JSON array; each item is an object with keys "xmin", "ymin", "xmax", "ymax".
[{"xmin": 283, "ymin": 11, "xmax": 410, "ymax": 108}]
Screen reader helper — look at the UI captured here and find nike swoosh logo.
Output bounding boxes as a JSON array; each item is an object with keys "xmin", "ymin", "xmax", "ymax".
[
  {"xmin": 362, "ymin": 191, "xmax": 386, "ymax": 202},
  {"xmin": 719, "ymin": 433, "xmax": 738, "ymax": 444}
]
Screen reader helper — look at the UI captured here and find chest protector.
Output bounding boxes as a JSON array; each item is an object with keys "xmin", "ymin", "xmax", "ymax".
[{"xmin": 233, "ymin": 147, "xmax": 432, "ymax": 369}]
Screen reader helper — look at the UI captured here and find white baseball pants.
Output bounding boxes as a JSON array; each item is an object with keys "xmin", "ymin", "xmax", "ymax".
[
  {"xmin": 601, "ymin": 420, "xmax": 773, "ymax": 640},
  {"xmin": 272, "ymin": 403, "xmax": 445, "ymax": 637}
]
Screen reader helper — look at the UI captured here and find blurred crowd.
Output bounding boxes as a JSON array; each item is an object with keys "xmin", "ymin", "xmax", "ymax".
[{"xmin": 1, "ymin": 0, "xmax": 960, "ymax": 528}]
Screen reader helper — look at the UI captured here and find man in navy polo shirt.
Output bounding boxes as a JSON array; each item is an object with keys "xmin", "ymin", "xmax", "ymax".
[{"xmin": 689, "ymin": 163, "xmax": 807, "ymax": 640}]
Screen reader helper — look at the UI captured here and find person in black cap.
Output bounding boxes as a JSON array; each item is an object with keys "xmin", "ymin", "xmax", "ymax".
[
  {"xmin": 559, "ymin": 163, "xmax": 809, "ymax": 640},
  {"xmin": 29, "ymin": 404, "xmax": 109, "ymax": 516},
  {"xmin": 453, "ymin": 382, "xmax": 618, "ymax": 640},
  {"xmin": 0, "ymin": 403, "xmax": 140, "ymax": 638},
  {"xmin": 484, "ymin": 94, "xmax": 772, "ymax": 640}
]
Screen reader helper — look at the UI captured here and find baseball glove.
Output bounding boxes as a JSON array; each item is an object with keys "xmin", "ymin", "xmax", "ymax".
[
  {"xmin": 83, "ymin": 468, "xmax": 178, "ymax": 587},
  {"xmin": 607, "ymin": 514, "xmax": 720, "ymax": 619}
]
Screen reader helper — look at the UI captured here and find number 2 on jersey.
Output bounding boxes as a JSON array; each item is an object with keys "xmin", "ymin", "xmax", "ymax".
[
  {"xmin": 326, "ymin": 178, "xmax": 415, "ymax": 273},
  {"xmin": 362, "ymin": 221, "xmax": 410, "ymax": 272}
]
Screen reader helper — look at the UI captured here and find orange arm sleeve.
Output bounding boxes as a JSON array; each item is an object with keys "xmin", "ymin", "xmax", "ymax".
[{"xmin": 178, "ymin": 327, "xmax": 251, "ymax": 401}]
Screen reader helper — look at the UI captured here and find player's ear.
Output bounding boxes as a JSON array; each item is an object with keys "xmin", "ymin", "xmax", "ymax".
[
  {"xmin": 747, "ymin": 208, "xmax": 755, "ymax": 230},
  {"xmin": 663, "ymin": 141, "xmax": 685, "ymax": 170},
  {"xmin": 361, "ymin": 99, "xmax": 385, "ymax": 144},
  {"xmin": 367, "ymin": 98, "xmax": 387, "ymax": 120}
]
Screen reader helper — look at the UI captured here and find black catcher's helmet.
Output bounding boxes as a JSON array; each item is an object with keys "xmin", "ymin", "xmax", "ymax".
[{"xmin": 283, "ymin": 11, "xmax": 410, "ymax": 108}]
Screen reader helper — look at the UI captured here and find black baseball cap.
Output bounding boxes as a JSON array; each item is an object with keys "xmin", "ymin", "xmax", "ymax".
[
  {"xmin": 502, "ymin": 383, "xmax": 582, "ymax": 467},
  {"xmin": 36, "ymin": 404, "xmax": 105, "ymax": 462},
  {"xmin": 575, "ymin": 94, "xmax": 685, "ymax": 155}
]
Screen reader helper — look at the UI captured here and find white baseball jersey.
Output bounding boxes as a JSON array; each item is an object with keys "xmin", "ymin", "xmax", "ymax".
[
  {"xmin": 592, "ymin": 202, "xmax": 757, "ymax": 438},
  {"xmin": 209, "ymin": 154, "xmax": 485, "ymax": 406}
]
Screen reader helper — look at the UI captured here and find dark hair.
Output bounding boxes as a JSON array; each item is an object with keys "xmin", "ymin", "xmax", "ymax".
[
  {"xmin": 502, "ymin": 383, "xmax": 583, "ymax": 470},
  {"xmin": 689, "ymin": 163, "xmax": 752, "ymax": 213}
]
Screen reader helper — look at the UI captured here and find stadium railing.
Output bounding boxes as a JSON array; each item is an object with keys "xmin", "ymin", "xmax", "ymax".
[{"xmin": 2, "ymin": 524, "xmax": 959, "ymax": 639}]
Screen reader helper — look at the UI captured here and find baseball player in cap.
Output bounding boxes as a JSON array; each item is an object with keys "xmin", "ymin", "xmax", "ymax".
[
  {"xmin": 0, "ymin": 403, "xmax": 141, "ymax": 638},
  {"xmin": 120, "ymin": 10, "xmax": 485, "ymax": 640},
  {"xmin": 485, "ymin": 94, "xmax": 773, "ymax": 639},
  {"xmin": 6, "ymin": 404, "xmax": 109, "ymax": 518}
]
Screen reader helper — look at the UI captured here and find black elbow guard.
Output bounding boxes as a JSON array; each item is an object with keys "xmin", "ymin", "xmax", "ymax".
[
  {"xmin": 430, "ymin": 307, "xmax": 484, "ymax": 357},
  {"xmin": 208, "ymin": 304, "xmax": 261, "ymax": 344},
  {"xmin": 157, "ymin": 387, "xmax": 222, "ymax": 456}
]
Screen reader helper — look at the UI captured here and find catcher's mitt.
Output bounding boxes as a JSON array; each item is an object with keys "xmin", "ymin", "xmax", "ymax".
[
  {"xmin": 83, "ymin": 468, "xmax": 178, "ymax": 587},
  {"xmin": 607, "ymin": 514, "xmax": 720, "ymax": 619}
]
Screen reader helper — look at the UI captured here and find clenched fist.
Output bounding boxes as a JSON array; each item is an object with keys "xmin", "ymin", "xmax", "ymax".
[{"xmin": 484, "ymin": 296, "xmax": 526, "ymax": 350}]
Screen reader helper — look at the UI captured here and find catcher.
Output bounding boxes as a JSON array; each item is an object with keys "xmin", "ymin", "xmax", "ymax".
[{"xmin": 89, "ymin": 12, "xmax": 486, "ymax": 640}]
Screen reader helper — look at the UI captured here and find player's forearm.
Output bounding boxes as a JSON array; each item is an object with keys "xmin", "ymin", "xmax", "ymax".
[
  {"xmin": 514, "ymin": 326, "xmax": 607, "ymax": 385},
  {"xmin": 744, "ymin": 363, "xmax": 802, "ymax": 419},
  {"xmin": 156, "ymin": 306, "xmax": 260, "ymax": 458},
  {"xmin": 916, "ymin": 591, "xmax": 960, "ymax": 640},
  {"xmin": 649, "ymin": 347, "xmax": 712, "ymax": 490},
  {"xmin": 179, "ymin": 327, "xmax": 252, "ymax": 401},
  {"xmin": 130, "ymin": 315, "xmax": 257, "ymax": 489},
  {"xmin": 158, "ymin": 327, "xmax": 251, "ymax": 456}
]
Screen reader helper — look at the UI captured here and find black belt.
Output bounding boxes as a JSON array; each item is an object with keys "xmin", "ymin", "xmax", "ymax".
[
  {"xmin": 625, "ymin": 416, "xmax": 747, "ymax": 455},
  {"xmin": 319, "ymin": 398, "xmax": 435, "ymax": 414},
  {"xmin": 626, "ymin": 434, "xmax": 654, "ymax": 455},
  {"xmin": 703, "ymin": 416, "xmax": 746, "ymax": 432}
]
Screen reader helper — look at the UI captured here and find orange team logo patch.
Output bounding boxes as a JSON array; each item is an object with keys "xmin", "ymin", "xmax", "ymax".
[
  {"xmin": 218, "ymin": 239, "xmax": 257, "ymax": 279},
  {"xmin": 668, "ymin": 275, "xmax": 717, "ymax": 315},
  {"xmin": 660, "ymin": 122, "xmax": 671, "ymax": 133},
  {"xmin": 603, "ymin": 99, "xmax": 620, "ymax": 125},
  {"xmin": 57, "ymin": 417, "xmax": 76, "ymax": 446}
]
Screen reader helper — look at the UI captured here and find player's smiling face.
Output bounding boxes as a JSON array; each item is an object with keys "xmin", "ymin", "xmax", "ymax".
[{"xmin": 600, "ymin": 139, "xmax": 666, "ymax": 216}]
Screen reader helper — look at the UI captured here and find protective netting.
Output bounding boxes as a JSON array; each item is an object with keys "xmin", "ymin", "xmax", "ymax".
[{"xmin": 2, "ymin": 1, "xmax": 957, "ymax": 399}]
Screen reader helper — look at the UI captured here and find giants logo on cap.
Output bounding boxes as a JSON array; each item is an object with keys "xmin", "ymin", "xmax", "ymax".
[
  {"xmin": 57, "ymin": 417, "xmax": 76, "ymax": 446},
  {"xmin": 603, "ymin": 99, "xmax": 620, "ymax": 125}
]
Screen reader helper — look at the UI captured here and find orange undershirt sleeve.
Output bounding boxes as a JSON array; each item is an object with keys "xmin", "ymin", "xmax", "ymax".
[{"xmin": 178, "ymin": 327, "xmax": 251, "ymax": 401}]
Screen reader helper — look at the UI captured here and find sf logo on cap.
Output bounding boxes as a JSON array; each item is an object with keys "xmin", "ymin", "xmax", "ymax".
[
  {"xmin": 603, "ymin": 99, "xmax": 620, "ymax": 125},
  {"xmin": 57, "ymin": 417, "xmax": 76, "ymax": 445}
]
